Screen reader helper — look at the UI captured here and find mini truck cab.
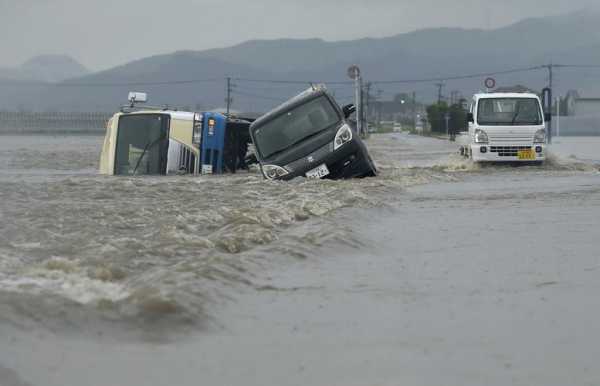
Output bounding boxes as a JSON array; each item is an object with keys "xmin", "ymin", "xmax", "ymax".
[
  {"xmin": 463, "ymin": 92, "xmax": 548, "ymax": 162},
  {"xmin": 249, "ymin": 86, "xmax": 377, "ymax": 180}
]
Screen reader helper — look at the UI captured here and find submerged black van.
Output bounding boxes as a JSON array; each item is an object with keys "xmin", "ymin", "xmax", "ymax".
[{"xmin": 249, "ymin": 87, "xmax": 377, "ymax": 181}]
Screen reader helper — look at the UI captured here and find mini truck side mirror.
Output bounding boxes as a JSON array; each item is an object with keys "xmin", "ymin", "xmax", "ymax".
[
  {"xmin": 544, "ymin": 112, "xmax": 552, "ymax": 122},
  {"xmin": 342, "ymin": 104, "xmax": 356, "ymax": 119},
  {"xmin": 467, "ymin": 113, "xmax": 474, "ymax": 123}
]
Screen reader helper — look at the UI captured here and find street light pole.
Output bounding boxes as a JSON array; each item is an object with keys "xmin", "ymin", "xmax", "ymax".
[
  {"xmin": 225, "ymin": 77, "xmax": 233, "ymax": 116},
  {"xmin": 556, "ymin": 96, "xmax": 560, "ymax": 138},
  {"xmin": 365, "ymin": 82, "xmax": 372, "ymax": 134},
  {"xmin": 355, "ymin": 75, "xmax": 362, "ymax": 137},
  {"xmin": 347, "ymin": 65, "xmax": 363, "ymax": 137},
  {"xmin": 444, "ymin": 112, "xmax": 450, "ymax": 138},
  {"xmin": 412, "ymin": 91, "xmax": 416, "ymax": 130},
  {"xmin": 543, "ymin": 64, "xmax": 554, "ymax": 144}
]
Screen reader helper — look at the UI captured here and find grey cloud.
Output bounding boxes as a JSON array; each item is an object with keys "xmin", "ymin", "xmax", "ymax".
[{"xmin": 0, "ymin": 0, "xmax": 596, "ymax": 70}]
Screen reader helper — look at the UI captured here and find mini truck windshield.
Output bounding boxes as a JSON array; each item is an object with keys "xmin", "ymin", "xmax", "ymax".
[
  {"xmin": 253, "ymin": 95, "xmax": 341, "ymax": 159},
  {"xmin": 477, "ymin": 98, "xmax": 542, "ymax": 126}
]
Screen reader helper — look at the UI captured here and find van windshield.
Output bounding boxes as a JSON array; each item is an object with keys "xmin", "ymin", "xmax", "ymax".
[
  {"xmin": 253, "ymin": 95, "xmax": 340, "ymax": 159},
  {"xmin": 114, "ymin": 114, "xmax": 169, "ymax": 175},
  {"xmin": 477, "ymin": 98, "xmax": 542, "ymax": 126}
]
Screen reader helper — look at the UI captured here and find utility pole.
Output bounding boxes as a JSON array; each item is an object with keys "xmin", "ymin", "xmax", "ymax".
[
  {"xmin": 556, "ymin": 95, "xmax": 560, "ymax": 138},
  {"xmin": 548, "ymin": 64, "xmax": 553, "ymax": 144},
  {"xmin": 357, "ymin": 76, "xmax": 364, "ymax": 137},
  {"xmin": 347, "ymin": 65, "xmax": 364, "ymax": 136},
  {"xmin": 377, "ymin": 89, "xmax": 383, "ymax": 131},
  {"xmin": 361, "ymin": 79, "xmax": 368, "ymax": 136},
  {"xmin": 450, "ymin": 90, "xmax": 460, "ymax": 106},
  {"xmin": 543, "ymin": 64, "xmax": 554, "ymax": 144},
  {"xmin": 365, "ymin": 82, "xmax": 372, "ymax": 133},
  {"xmin": 354, "ymin": 76, "xmax": 361, "ymax": 136},
  {"xmin": 435, "ymin": 82, "xmax": 445, "ymax": 105},
  {"xmin": 351, "ymin": 72, "xmax": 362, "ymax": 137},
  {"xmin": 444, "ymin": 112, "xmax": 450, "ymax": 138},
  {"xmin": 412, "ymin": 91, "xmax": 417, "ymax": 130},
  {"xmin": 225, "ymin": 77, "xmax": 233, "ymax": 116}
]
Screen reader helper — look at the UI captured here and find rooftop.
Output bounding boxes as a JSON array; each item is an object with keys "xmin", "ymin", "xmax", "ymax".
[{"xmin": 474, "ymin": 92, "xmax": 540, "ymax": 99}]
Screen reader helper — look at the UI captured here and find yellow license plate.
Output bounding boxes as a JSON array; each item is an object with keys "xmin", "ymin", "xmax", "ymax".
[{"xmin": 517, "ymin": 149, "xmax": 535, "ymax": 160}]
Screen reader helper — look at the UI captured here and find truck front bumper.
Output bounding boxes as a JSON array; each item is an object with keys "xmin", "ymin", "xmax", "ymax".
[{"xmin": 470, "ymin": 144, "xmax": 546, "ymax": 162}]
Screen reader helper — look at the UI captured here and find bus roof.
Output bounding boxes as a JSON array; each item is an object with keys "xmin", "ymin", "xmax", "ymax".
[{"xmin": 113, "ymin": 109, "xmax": 196, "ymax": 121}]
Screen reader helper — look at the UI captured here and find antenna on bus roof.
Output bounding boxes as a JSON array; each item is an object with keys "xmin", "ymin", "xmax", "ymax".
[{"xmin": 128, "ymin": 92, "xmax": 148, "ymax": 108}]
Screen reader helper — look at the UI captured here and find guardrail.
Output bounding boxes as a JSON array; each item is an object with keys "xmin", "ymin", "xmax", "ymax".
[{"xmin": 0, "ymin": 111, "xmax": 111, "ymax": 134}]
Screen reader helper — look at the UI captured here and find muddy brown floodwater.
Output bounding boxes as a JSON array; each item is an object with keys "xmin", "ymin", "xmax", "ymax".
[{"xmin": 0, "ymin": 133, "xmax": 599, "ymax": 386}]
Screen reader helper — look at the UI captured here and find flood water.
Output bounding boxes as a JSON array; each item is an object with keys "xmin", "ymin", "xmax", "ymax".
[{"xmin": 1, "ymin": 133, "xmax": 599, "ymax": 386}]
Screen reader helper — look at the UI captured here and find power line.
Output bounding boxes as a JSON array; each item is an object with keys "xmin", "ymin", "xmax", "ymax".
[
  {"xmin": 231, "ymin": 90, "xmax": 287, "ymax": 102},
  {"xmin": 231, "ymin": 83, "xmax": 298, "ymax": 92},
  {"xmin": 370, "ymin": 65, "xmax": 544, "ymax": 85},
  {"xmin": 1, "ymin": 63, "xmax": 600, "ymax": 89},
  {"xmin": 553, "ymin": 64, "xmax": 600, "ymax": 69},
  {"xmin": 234, "ymin": 77, "xmax": 353, "ymax": 85}
]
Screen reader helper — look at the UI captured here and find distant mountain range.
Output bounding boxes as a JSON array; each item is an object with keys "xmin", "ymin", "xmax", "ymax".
[
  {"xmin": 0, "ymin": 55, "xmax": 89, "ymax": 83},
  {"xmin": 2, "ymin": 9, "xmax": 600, "ymax": 112}
]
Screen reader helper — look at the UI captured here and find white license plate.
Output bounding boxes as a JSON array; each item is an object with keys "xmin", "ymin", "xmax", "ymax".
[{"xmin": 306, "ymin": 164, "xmax": 330, "ymax": 179}]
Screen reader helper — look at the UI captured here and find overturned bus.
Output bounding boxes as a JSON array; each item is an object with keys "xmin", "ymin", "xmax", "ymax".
[{"xmin": 99, "ymin": 93, "xmax": 251, "ymax": 176}]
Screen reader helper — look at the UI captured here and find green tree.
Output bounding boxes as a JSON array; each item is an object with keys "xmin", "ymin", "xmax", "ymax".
[
  {"xmin": 426, "ymin": 102, "xmax": 448, "ymax": 133},
  {"xmin": 448, "ymin": 103, "xmax": 467, "ymax": 134},
  {"xmin": 426, "ymin": 101, "xmax": 467, "ymax": 134}
]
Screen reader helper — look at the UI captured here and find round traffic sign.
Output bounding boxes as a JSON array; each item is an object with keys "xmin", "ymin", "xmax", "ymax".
[
  {"xmin": 347, "ymin": 65, "xmax": 361, "ymax": 80},
  {"xmin": 484, "ymin": 77, "xmax": 496, "ymax": 89}
]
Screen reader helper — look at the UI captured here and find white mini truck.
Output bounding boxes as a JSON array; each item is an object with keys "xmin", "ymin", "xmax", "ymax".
[{"xmin": 460, "ymin": 93, "xmax": 549, "ymax": 163}]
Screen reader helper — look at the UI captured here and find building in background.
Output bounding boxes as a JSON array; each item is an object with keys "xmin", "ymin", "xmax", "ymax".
[
  {"xmin": 573, "ymin": 97, "xmax": 600, "ymax": 116},
  {"xmin": 367, "ymin": 93, "xmax": 427, "ymax": 130},
  {"xmin": 564, "ymin": 90, "xmax": 580, "ymax": 116},
  {"xmin": 555, "ymin": 90, "xmax": 600, "ymax": 136}
]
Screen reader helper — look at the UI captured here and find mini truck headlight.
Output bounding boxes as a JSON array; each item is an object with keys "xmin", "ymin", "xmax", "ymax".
[
  {"xmin": 534, "ymin": 129, "xmax": 546, "ymax": 143},
  {"xmin": 334, "ymin": 124, "xmax": 353, "ymax": 150},
  {"xmin": 474, "ymin": 129, "xmax": 489, "ymax": 144},
  {"xmin": 262, "ymin": 164, "xmax": 289, "ymax": 180}
]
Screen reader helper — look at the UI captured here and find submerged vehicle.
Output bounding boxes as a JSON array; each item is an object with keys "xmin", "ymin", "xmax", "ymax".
[
  {"xmin": 99, "ymin": 93, "xmax": 251, "ymax": 176},
  {"xmin": 460, "ymin": 92, "xmax": 550, "ymax": 163},
  {"xmin": 249, "ymin": 86, "xmax": 377, "ymax": 180}
]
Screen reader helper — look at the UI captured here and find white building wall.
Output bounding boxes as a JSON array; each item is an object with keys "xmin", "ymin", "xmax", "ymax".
[{"xmin": 575, "ymin": 99, "xmax": 600, "ymax": 116}]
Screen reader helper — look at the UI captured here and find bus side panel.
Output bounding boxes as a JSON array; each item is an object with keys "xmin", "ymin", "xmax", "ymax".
[
  {"xmin": 169, "ymin": 118, "xmax": 199, "ymax": 173},
  {"xmin": 170, "ymin": 119, "xmax": 196, "ymax": 151},
  {"xmin": 99, "ymin": 116, "xmax": 118, "ymax": 175}
]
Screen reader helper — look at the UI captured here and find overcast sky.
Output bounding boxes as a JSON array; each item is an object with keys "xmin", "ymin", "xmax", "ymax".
[{"xmin": 0, "ymin": 0, "xmax": 597, "ymax": 71}]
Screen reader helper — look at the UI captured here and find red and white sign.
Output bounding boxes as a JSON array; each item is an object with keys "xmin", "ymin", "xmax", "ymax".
[
  {"xmin": 484, "ymin": 77, "xmax": 496, "ymax": 89},
  {"xmin": 347, "ymin": 65, "xmax": 361, "ymax": 80}
]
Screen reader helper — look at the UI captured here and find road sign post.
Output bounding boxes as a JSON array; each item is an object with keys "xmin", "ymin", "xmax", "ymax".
[
  {"xmin": 347, "ymin": 65, "xmax": 363, "ymax": 137},
  {"xmin": 542, "ymin": 87, "xmax": 552, "ymax": 144},
  {"xmin": 484, "ymin": 77, "xmax": 496, "ymax": 91}
]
